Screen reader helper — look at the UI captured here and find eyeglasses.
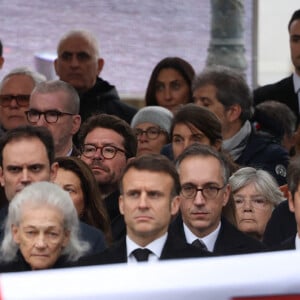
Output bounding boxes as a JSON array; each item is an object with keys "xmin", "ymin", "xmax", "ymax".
[
  {"xmin": 233, "ymin": 197, "xmax": 270, "ymax": 209},
  {"xmin": 0, "ymin": 94, "xmax": 30, "ymax": 107},
  {"xmin": 25, "ymin": 109, "xmax": 75, "ymax": 124},
  {"xmin": 180, "ymin": 183, "xmax": 226, "ymax": 200},
  {"xmin": 135, "ymin": 127, "xmax": 166, "ymax": 140},
  {"xmin": 81, "ymin": 144, "xmax": 126, "ymax": 159}
]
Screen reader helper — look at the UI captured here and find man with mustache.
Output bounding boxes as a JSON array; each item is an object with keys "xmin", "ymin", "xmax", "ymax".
[
  {"xmin": 171, "ymin": 144, "xmax": 265, "ymax": 255},
  {"xmin": 78, "ymin": 114, "xmax": 137, "ymax": 242}
]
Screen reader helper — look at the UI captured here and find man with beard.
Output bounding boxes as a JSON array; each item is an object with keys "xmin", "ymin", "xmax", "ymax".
[{"xmin": 78, "ymin": 114, "xmax": 137, "ymax": 242}]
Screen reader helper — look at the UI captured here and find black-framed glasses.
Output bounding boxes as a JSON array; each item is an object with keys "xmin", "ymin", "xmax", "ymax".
[
  {"xmin": 135, "ymin": 127, "xmax": 165, "ymax": 140},
  {"xmin": 25, "ymin": 109, "xmax": 75, "ymax": 124},
  {"xmin": 0, "ymin": 94, "xmax": 30, "ymax": 107},
  {"xmin": 180, "ymin": 183, "xmax": 226, "ymax": 200},
  {"xmin": 81, "ymin": 144, "xmax": 126, "ymax": 159}
]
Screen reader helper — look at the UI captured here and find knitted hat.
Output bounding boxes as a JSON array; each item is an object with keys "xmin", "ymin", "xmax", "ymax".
[{"xmin": 131, "ymin": 106, "xmax": 173, "ymax": 134}]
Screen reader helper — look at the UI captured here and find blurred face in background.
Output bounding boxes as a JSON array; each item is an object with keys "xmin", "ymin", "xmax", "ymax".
[
  {"xmin": 155, "ymin": 68, "xmax": 190, "ymax": 114},
  {"xmin": 54, "ymin": 168, "xmax": 85, "ymax": 216},
  {"xmin": 0, "ymin": 74, "xmax": 34, "ymax": 130},
  {"xmin": 134, "ymin": 122, "xmax": 168, "ymax": 156},
  {"xmin": 172, "ymin": 122, "xmax": 218, "ymax": 160}
]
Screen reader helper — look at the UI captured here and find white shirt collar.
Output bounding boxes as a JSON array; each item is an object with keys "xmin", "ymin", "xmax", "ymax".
[
  {"xmin": 293, "ymin": 73, "xmax": 300, "ymax": 93},
  {"xmin": 183, "ymin": 222, "xmax": 221, "ymax": 252},
  {"xmin": 295, "ymin": 234, "xmax": 300, "ymax": 250},
  {"xmin": 126, "ymin": 233, "xmax": 168, "ymax": 263}
]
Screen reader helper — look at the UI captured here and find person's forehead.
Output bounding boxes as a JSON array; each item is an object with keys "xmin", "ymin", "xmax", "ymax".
[
  {"xmin": 3, "ymin": 137, "xmax": 49, "ymax": 160},
  {"xmin": 1, "ymin": 74, "xmax": 35, "ymax": 92},
  {"xmin": 179, "ymin": 155, "xmax": 222, "ymax": 177},
  {"xmin": 30, "ymin": 91, "xmax": 69, "ymax": 109},
  {"xmin": 58, "ymin": 35, "xmax": 96, "ymax": 54},
  {"xmin": 122, "ymin": 168, "xmax": 173, "ymax": 190},
  {"xmin": 20, "ymin": 205, "xmax": 64, "ymax": 227},
  {"xmin": 85, "ymin": 127, "xmax": 125, "ymax": 145}
]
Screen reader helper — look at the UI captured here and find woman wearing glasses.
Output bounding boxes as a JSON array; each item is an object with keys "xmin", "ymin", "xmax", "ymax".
[
  {"xmin": 229, "ymin": 167, "xmax": 285, "ymax": 241},
  {"xmin": 131, "ymin": 106, "xmax": 173, "ymax": 156}
]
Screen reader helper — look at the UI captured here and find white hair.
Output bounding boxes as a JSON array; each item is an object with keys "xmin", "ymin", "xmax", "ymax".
[{"xmin": 0, "ymin": 181, "xmax": 90, "ymax": 262}]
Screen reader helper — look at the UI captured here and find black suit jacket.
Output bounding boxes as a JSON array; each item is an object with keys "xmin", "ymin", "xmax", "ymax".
[
  {"xmin": 263, "ymin": 200, "xmax": 297, "ymax": 247},
  {"xmin": 253, "ymin": 75, "xmax": 299, "ymax": 118},
  {"xmin": 77, "ymin": 232, "xmax": 212, "ymax": 266},
  {"xmin": 169, "ymin": 215, "xmax": 266, "ymax": 255}
]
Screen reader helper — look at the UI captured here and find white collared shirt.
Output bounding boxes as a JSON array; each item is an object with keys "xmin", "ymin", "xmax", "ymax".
[
  {"xmin": 126, "ymin": 233, "xmax": 168, "ymax": 263},
  {"xmin": 292, "ymin": 73, "xmax": 300, "ymax": 113},
  {"xmin": 295, "ymin": 234, "xmax": 300, "ymax": 250},
  {"xmin": 183, "ymin": 222, "xmax": 221, "ymax": 252}
]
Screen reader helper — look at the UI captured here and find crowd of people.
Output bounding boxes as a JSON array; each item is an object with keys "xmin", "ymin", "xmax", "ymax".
[{"xmin": 0, "ymin": 9, "xmax": 299, "ymax": 273}]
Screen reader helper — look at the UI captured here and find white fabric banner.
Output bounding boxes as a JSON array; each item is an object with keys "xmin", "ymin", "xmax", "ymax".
[{"xmin": 0, "ymin": 250, "xmax": 300, "ymax": 300}]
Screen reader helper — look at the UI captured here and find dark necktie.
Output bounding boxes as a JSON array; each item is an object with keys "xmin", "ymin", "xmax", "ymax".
[
  {"xmin": 192, "ymin": 239, "xmax": 208, "ymax": 251},
  {"xmin": 132, "ymin": 248, "xmax": 152, "ymax": 262}
]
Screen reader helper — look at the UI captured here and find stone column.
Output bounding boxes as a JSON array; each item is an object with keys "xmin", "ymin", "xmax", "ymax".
[{"xmin": 206, "ymin": 0, "xmax": 247, "ymax": 74}]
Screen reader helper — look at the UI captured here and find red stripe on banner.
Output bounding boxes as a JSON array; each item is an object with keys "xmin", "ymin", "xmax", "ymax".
[{"xmin": 232, "ymin": 295, "xmax": 300, "ymax": 300}]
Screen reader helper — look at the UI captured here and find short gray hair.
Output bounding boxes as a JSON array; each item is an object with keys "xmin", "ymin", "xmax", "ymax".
[
  {"xmin": 229, "ymin": 167, "xmax": 285, "ymax": 207},
  {"xmin": 0, "ymin": 67, "xmax": 46, "ymax": 91},
  {"xmin": 0, "ymin": 181, "xmax": 90, "ymax": 262},
  {"xmin": 57, "ymin": 29, "xmax": 100, "ymax": 58},
  {"xmin": 175, "ymin": 143, "xmax": 231, "ymax": 185},
  {"xmin": 192, "ymin": 65, "xmax": 253, "ymax": 123},
  {"xmin": 31, "ymin": 80, "xmax": 80, "ymax": 114}
]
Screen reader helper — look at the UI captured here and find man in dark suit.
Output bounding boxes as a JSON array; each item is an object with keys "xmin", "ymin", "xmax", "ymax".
[
  {"xmin": 170, "ymin": 144, "xmax": 265, "ymax": 255},
  {"xmin": 78, "ymin": 154, "xmax": 210, "ymax": 266},
  {"xmin": 275, "ymin": 156, "xmax": 300, "ymax": 250},
  {"xmin": 253, "ymin": 9, "xmax": 300, "ymax": 119},
  {"xmin": 0, "ymin": 125, "xmax": 106, "ymax": 255}
]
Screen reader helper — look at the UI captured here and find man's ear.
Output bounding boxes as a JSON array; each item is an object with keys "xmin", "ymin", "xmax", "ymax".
[
  {"xmin": 54, "ymin": 58, "xmax": 59, "ymax": 75},
  {"xmin": 50, "ymin": 162, "xmax": 59, "ymax": 182},
  {"xmin": 171, "ymin": 196, "xmax": 181, "ymax": 216},
  {"xmin": 226, "ymin": 104, "xmax": 241, "ymax": 123},
  {"xmin": 0, "ymin": 166, "xmax": 5, "ymax": 187},
  {"xmin": 97, "ymin": 58, "xmax": 104, "ymax": 75},
  {"xmin": 71, "ymin": 115, "xmax": 82, "ymax": 135},
  {"xmin": 222, "ymin": 184, "xmax": 231, "ymax": 207},
  {"xmin": 119, "ymin": 195, "xmax": 124, "ymax": 215},
  {"xmin": 288, "ymin": 191, "xmax": 295, "ymax": 213},
  {"xmin": 0, "ymin": 56, "xmax": 4, "ymax": 69}
]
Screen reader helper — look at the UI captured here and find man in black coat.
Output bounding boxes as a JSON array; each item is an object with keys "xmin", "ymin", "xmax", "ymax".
[
  {"xmin": 272, "ymin": 157, "xmax": 300, "ymax": 251},
  {"xmin": 253, "ymin": 9, "xmax": 300, "ymax": 120},
  {"xmin": 170, "ymin": 144, "xmax": 265, "ymax": 255},
  {"xmin": 54, "ymin": 29, "xmax": 137, "ymax": 125},
  {"xmin": 78, "ymin": 154, "xmax": 211, "ymax": 266}
]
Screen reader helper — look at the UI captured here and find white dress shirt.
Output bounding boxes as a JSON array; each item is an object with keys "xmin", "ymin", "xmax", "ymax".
[
  {"xmin": 126, "ymin": 233, "xmax": 168, "ymax": 263},
  {"xmin": 183, "ymin": 222, "xmax": 221, "ymax": 252}
]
